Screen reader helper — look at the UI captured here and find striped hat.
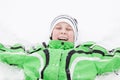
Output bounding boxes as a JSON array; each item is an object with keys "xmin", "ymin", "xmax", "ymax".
[{"xmin": 50, "ymin": 15, "xmax": 78, "ymax": 42}]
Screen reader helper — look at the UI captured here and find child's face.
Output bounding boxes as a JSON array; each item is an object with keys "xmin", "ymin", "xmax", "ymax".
[{"xmin": 52, "ymin": 22, "xmax": 74, "ymax": 43}]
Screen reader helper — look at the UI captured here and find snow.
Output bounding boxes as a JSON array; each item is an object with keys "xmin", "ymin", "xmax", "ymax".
[{"xmin": 0, "ymin": 62, "xmax": 24, "ymax": 80}]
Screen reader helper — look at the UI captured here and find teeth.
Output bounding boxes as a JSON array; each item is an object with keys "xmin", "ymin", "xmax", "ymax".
[{"xmin": 58, "ymin": 37, "xmax": 68, "ymax": 41}]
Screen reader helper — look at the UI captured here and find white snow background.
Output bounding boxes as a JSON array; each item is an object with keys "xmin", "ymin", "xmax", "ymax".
[
  {"xmin": 0, "ymin": 0, "xmax": 120, "ymax": 79},
  {"xmin": 0, "ymin": 0, "xmax": 120, "ymax": 50}
]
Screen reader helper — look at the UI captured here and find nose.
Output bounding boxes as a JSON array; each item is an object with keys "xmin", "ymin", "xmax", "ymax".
[{"xmin": 60, "ymin": 29, "xmax": 66, "ymax": 34}]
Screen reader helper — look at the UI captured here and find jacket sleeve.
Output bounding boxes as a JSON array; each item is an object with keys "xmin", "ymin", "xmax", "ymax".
[
  {"xmin": 91, "ymin": 45, "xmax": 120, "ymax": 75},
  {"xmin": 0, "ymin": 52, "xmax": 41, "ymax": 80},
  {"xmin": 0, "ymin": 43, "xmax": 26, "ymax": 53}
]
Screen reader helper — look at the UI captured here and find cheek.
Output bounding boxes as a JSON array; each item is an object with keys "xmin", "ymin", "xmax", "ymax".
[
  {"xmin": 52, "ymin": 30, "xmax": 59, "ymax": 39},
  {"xmin": 69, "ymin": 31, "xmax": 74, "ymax": 38},
  {"xmin": 68, "ymin": 32, "xmax": 74, "ymax": 41}
]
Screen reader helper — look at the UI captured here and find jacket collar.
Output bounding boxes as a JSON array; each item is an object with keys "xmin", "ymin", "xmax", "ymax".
[{"xmin": 48, "ymin": 40, "xmax": 74, "ymax": 50}]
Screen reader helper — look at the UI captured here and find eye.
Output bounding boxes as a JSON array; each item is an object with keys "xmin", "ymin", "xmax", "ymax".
[
  {"xmin": 55, "ymin": 26, "xmax": 62, "ymax": 30},
  {"xmin": 66, "ymin": 27, "xmax": 73, "ymax": 31}
]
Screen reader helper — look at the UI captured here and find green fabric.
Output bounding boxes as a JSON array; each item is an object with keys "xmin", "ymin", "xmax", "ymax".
[
  {"xmin": 48, "ymin": 40, "xmax": 74, "ymax": 49},
  {"xmin": 0, "ymin": 43, "xmax": 9, "ymax": 52},
  {"xmin": 28, "ymin": 43, "xmax": 44, "ymax": 54},
  {"xmin": 0, "ymin": 43, "xmax": 25, "ymax": 53},
  {"xmin": 75, "ymin": 41, "xmax": 95, "ymax": 52},
  {"xmin": 0, "ymin": 40, "xmax": 120, "ymax": 80},
  {"xmin": 0, "ymin": 53, "xmax": 40, "ymax": 80},
  {"xmin": 0, "ymin": 43, "xmax": 5, "ymax": 49}
]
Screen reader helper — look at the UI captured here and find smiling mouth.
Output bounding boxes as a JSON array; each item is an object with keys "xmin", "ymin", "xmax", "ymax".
[{"xmin": 58, "ymin": 37, "xmax": 68, "ymax": 41}]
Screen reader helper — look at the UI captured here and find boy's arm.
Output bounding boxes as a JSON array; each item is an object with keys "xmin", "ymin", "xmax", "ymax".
[{"xmin": 92, "ymin": 45, "xmax": 120, "ymax": 74}]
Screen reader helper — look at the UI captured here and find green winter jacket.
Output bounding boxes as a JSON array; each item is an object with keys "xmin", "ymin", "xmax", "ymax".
[{"xmin": 0, "ymin": 40, "xmax": 120, "ymax": 80}]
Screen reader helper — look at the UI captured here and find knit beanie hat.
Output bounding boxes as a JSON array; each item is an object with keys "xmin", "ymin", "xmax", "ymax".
[{"xmin": 50, "ymin": 15, "xmax": 78, "ymax": 42}]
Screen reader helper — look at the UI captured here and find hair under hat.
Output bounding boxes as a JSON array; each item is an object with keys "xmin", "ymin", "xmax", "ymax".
[{"xmin": 50, "ymin": 15, "xmax": 78, "ymax": 42}]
